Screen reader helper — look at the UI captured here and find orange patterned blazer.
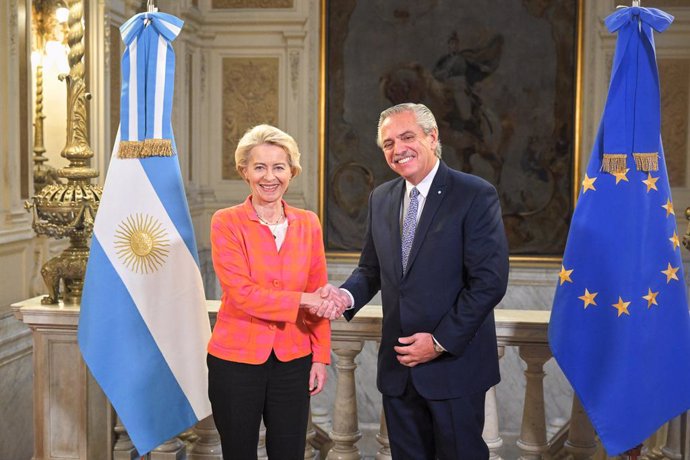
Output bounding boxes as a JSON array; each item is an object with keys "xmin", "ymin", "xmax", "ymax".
[{"xmin": 207, "ymin": 196, "xmax": 331, "ymax": 365}]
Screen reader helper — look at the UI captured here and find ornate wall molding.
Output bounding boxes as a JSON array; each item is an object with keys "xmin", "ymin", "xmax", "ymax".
[
  {"xmin": 212, "ymin": 0, "xmax": 293, "ymax": 8},
  {"xmin": 659, "ymin": 58, "xmax": 689, "ymax": 188},
  {"xmin": 289, "ymin": 50, "xmax": 299, "ymax": 100},
  {"xmin": 221, "ymin": 57, "xmax": 279, "ymax": 180},
  {"xmin": 9, "ymin": 0, "xmax": 17, "ymax": 54},
  {"xmin": 201, "ymin": 51, "xmax": 207, "ymax": 100}
]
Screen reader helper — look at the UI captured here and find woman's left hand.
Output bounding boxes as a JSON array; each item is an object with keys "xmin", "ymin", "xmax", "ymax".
[{"xmin": 309, "ymin": 362, "xmax": 327, "ymax": 396}]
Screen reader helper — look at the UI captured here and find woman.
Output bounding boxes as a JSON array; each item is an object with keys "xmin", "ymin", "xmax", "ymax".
[{"xmin": 208, "ymin": 125, "xmax": 334, "ymax": 459}]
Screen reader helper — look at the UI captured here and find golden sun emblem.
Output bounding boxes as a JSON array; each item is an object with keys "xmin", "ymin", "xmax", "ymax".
[{"xmin": 114, "ymin": 214, "xmax": 170, "ymax": 274}]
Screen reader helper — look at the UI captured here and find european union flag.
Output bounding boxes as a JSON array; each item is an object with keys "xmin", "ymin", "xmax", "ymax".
[{"xmin": 549, "ymin": 6, "xmax": 690, "ymax": 456}]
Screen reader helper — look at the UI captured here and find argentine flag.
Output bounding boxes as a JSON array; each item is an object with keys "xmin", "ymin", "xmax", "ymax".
[{"xmin": 78, "ymin": 12, "xmax": 212, "ymax": 456}]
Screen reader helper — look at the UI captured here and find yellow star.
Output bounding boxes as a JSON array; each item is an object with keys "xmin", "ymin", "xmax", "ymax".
[
  {"xmin": 662, "ymin": 198, "xmax": 675, "ymax": 217},
  {"xmin": 612, "ymin": 168, "xmax": 630, "ymax": 185},
  {"xmin": 642, "ymin": 288, "xmax": 659, "ymax": 308},
  {"xmin": 642, "ymin": 173, "xmax": 659, "ymax": 193},
  {"xmin": 559, "ymin": 265, "xmax": 573, "ymax": 285},
  {"xmin": 578, "ymin": 288, "xmax": 598, "ymax": 309},
  {"xmin": 670, "ymin": 231, "xmax": 680, "ymax": 250},
  {"xmin": 612, "ymin": 296, "xmax": 631, "ymax": 317},
  {"xmin": 581, "ymin": 174, "xmax": 597, "ymax": 194},
  {"xmin": 662, "ymin": 263, "xmax": 680, "ymax": 283}
]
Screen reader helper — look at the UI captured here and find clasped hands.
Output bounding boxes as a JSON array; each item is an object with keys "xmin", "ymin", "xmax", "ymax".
[{"xmin": 300, "ymin": 283, "xmax": 350, "ymax": 320}]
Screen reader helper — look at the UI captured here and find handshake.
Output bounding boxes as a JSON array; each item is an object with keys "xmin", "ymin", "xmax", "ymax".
[{"xmin": 300, "ymin": 283, "xmax": 352, "ymax": 320}]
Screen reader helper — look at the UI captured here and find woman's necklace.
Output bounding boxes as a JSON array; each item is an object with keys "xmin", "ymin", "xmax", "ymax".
[{"xmin": 255, "ymin": 205, "xmax": 285, "ymax": 239}]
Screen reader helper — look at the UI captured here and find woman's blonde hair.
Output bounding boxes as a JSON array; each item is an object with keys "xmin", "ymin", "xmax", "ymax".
[{"xmin": 235, "ymin": 124, "xmax": 302, "ymax": 178}]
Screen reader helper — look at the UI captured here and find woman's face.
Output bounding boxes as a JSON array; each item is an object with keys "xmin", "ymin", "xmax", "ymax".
[{"xmin": 242, "ymin": 143, "xmax": 292, "ymax": 206}]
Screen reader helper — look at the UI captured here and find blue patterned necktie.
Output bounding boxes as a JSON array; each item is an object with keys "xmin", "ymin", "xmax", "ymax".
[{"xmin": 401, "ymin": 187, "xmax": 420, "ymax": 274}]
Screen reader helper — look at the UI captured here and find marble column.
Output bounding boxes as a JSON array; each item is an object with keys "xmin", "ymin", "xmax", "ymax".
[
  {"xmin": 12, "ymin": 297, "xmax": 112, "ymax": 460},
  {"xmin": 516, "ymin": 345, "xmax": 551, "ymax": 460},
  {"xmin": 328, "ymin": 340, "xmax": 364, "ymax": 460}
]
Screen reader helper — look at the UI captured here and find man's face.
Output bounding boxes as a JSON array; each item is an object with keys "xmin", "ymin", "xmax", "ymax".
[{"xmin": 379, "ymin": 111, "xmax": 438, "ymax": 185}]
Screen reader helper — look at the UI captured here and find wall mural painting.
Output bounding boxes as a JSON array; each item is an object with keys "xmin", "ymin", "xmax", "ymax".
[{"xmin": 324, "ymin": 0, "xmax": 579, "ymax": 256}]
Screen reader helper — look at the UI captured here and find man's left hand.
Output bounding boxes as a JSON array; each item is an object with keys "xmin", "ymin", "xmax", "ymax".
[{"xmin": 394, "ymin": 333, "xmax": 442, "ymax": 367}]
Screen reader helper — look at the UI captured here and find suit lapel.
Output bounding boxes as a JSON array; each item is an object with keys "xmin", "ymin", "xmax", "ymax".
[
  {"xmin": 388, "ymin": 179, "xmax": 405, "ymax": 279},
  {"xmin": 404, "ymin": 161, "xmax": 448, "ymax": 277}
]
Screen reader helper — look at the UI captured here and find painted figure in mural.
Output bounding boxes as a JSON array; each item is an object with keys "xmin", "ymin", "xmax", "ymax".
[{"xmin": 381, "ymin": 32, "xmax": 508, "ymax": 183}]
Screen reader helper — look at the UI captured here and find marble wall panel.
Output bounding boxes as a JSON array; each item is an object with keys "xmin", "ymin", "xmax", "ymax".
[
  {"xmin": 0, "ymin": 242, "xmax": 31, "ymax": 316},
  {"xmin": 0, "ymin": 314, "xmax": 33, "ymax": 460}
]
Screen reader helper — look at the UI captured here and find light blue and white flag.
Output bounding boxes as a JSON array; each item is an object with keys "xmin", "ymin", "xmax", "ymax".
[{"xmin": 78, "ymin": 11, "xmax": 211, "ymax": 456}]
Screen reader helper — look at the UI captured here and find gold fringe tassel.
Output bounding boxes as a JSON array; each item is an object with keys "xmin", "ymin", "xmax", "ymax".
[
  {"xmin": 117, "ymin": 139, "xmax": 173, "ymax": 159},
  {"xmin": 118, "ymin": 141, "xmax": 143, "ymax": 158},
  {"xmin": 601, "ymin": 154, "xmax": 628, "ymax": 173},
  {"xmin": 633, "ymin": 152, "xmax": 659, "ymax": 172}
]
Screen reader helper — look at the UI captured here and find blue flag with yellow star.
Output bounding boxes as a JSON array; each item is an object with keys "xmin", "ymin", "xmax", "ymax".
[{"xmin": 549, "ymin": 6, "xmax": 690, "ymax": 456}]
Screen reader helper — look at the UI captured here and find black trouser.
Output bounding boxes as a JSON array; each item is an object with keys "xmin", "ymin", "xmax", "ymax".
[{"xmin": 207, "ymin": 352, "xmax": 311, "ymax": 460}]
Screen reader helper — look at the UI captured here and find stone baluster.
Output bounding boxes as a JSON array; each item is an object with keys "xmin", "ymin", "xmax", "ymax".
[
  {"xmin": 644, "ymin": 425, "xmax": 667, "ymax": 460},
  {"xmin": 150, "ymin": 436, "xmax": 186, "ymax": 459},
  {"xmin": 113, "ymin": 415, "xmax": 138, "ymax": 460},
  {"xmin": 565, "ymin": 395, "xmax": 597, "ymax": 460},
  {"xmin": 258, "ymin": 420, "xmax": 267, "ymax": 460},
  {"xmin": 188, "ymin": 415, "xmax": 222, "ymax": 459},
  {"xmin": 305, "ymin": 411, "xmax": 318, "ymax": 460},
  {"xmin": 516, "ymin": 345, "xmax": 551, "ymax": 460},
  {"xmin": 327, "ymin": 340, "xmax": 364, "ymax": 460},
  {"xmin": 375, "ymin": 409, "xmax": 391, "ymax": 460},
  {"xmin": 484, "ymin": 345, "xmax": 505, "ymax": 460},
  {"xmin": 180, "ymin": 428, "xmax": 196, "ymax": 443},
  {"xmin": 661, "ymin": 415, "xmax": 683, "ymax": 460},
  {"xmin": 372, "ymin": 337, "xmax": 391, "ymax": 460},
  {"xmin": 311, "ymin": 404, "xmax": 332, "ymax": 432}
]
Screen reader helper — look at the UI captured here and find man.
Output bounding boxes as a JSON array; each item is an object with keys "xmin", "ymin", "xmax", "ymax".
[{"xmin": 320, "ymin": 103, "xmax": 509, "ymax": 459}]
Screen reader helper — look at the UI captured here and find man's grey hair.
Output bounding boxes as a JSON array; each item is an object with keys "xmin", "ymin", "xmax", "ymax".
[{"xmin": 376, "ymin": 103, "xmax": 442, "ymax": 158}]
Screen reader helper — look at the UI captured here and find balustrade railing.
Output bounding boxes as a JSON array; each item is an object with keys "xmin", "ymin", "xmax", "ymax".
[
  {"xmin": 12, "ymin": 297, "xmax": 685, "ymax": 459},
  {"xmin": 116, "ymin": 305, "xmax": 625, "ymax": 459}
]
